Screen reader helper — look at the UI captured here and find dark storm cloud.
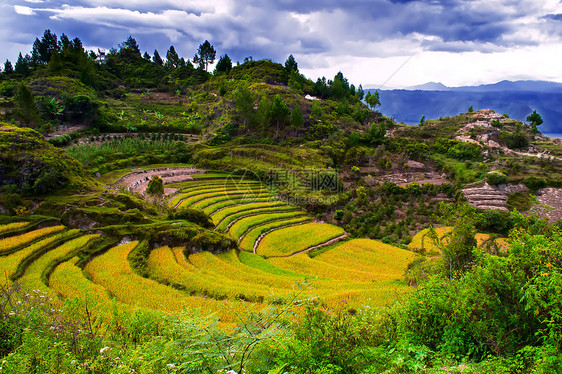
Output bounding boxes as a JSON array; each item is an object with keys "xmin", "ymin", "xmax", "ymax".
[{"xmin": 2, "ymin": 0, "xmax": 561, "ymax": 65}]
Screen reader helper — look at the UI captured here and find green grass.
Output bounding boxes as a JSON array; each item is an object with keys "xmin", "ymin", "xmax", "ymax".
[{"xmin": 237, "ymin": 251, "xmax": 304, "ymax": 278}]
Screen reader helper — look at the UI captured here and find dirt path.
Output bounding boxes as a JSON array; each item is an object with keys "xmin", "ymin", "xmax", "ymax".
[{"xmin": 534, "ymin": 188, "xmax": 562, "ymax": 222}]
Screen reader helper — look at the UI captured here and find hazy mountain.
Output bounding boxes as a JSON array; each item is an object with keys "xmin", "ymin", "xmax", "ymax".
[{"xmin": 377, "ymin": 80, "xmax": 562, "ymax": 133}]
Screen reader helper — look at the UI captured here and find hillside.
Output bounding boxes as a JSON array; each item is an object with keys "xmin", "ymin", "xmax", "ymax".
[{"xmin": 0, "ymin": 30, "xmax": 561, "ymax": 373}]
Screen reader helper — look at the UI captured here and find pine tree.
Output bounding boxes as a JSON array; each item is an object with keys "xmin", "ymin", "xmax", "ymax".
[
  {"xmin": 214, "ymin": 54, "xmax": 232, "ymax": 74},
  {"xmin": 153, "ymin": 50, "xmax": 163, "ymax": 65},
  {"xmin": 192, "ymin": 40, "xmax": 216, "ymax": 71},
  {"xmin": 3, "ymin": 60, "xmax": 13, "ymax": 74}
]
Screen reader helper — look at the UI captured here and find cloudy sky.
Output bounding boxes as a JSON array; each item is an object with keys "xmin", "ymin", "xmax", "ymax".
[{"xmin": 2, "ymin": 0, "xmax": 562, "ymax": 88}]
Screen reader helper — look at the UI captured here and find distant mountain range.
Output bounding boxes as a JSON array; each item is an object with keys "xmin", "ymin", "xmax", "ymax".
[{"xmin": 375, "ymin": 80, "xmax": 562, "ymax": 134}]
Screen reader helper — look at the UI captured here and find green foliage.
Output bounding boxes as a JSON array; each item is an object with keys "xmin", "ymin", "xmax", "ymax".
[
  {"xmin": 486, "ymin": 171, "xmax": 508, "ymax": 186},
  {"xmin": 527, "ymin": 110, "xmax": 543, "ymax": 132},
  {"xmin": 523, "ymin": 176, "xmax": 548, "ymax": 191},
  {"xmin": 168, "ymin": 207, "xmax": 214, "ymax": 228},
  {"xmin": 192, "ymin": 40, "xmax": 216, "ymax": 71},
  {"xmin": 365, "ymin": 90, "xmax": 381, "ymax": 110},
  {"xmin": 290, "ymin": 105, "xmax": 304, "ymax": 130},
  {"xmin": 284, "ymin": 54, "xmax": 298, "ymax": 73},
  {"xmin": 146, "ymin": 175, "xmax": 164, "ymax": 196},
  {"xmin": 214, "ymin": 54, "xmax": 232, "ymax": 74}
]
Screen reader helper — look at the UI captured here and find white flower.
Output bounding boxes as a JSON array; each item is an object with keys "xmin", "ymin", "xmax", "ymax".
[
  {"xmin": 100, "ymin": 346, "xmax": 110, "ymax": 354},
  {"xmin": 167, "ymin": 363, "xmax": 176, "ymax": 369}
]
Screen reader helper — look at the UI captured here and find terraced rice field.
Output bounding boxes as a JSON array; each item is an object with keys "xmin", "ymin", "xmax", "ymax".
[{"xmin": 0, "ymin": 173, "xmax": 421, "ymax": 323}]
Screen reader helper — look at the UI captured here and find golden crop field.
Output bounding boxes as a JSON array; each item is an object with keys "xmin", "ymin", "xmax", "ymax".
[
  {"xmin": 238, "ymin": 217, "xmax": 312, "ymax": 252},
  {"xmin": 0, "ymin": 225, "xmax": 66, "ymax": 254},
  {"xmin": 49, "ymin": 256, "xmax": 111, "ymax": 302},
  {"xmin": 0, "ymin": 229, "xmax": 79, "ymax": 286},
  {"xmin": 85, "ymin": 241, "xmax": 255, "ymax": 323},
  {"xmin": 20, "ymin": 234, "xmax": 100, "ymax": 294},
  {"xmin": 228, "ymin": 211, "xmax": 308, "ymax": 239},
  {"xmin": 315, "ymin": 239, "xmax": 418, "ymax": 281},
  {"xmin": 0, "ymin": 222, "xmax": 29, "ymax": 234},
  {"xmin": 257, "ymin": 222, "xmax": 345, "ymax": 257},
  {"xmin": 215, "ymin": 205, "xmax": 296, "ymax": 231}
]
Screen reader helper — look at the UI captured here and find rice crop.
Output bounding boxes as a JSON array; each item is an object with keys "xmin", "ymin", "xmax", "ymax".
[
  {"xmin": 0, "ymin": 225, "xmax": 66, "ymax": 254},
  {"xmin": 49, "ymin": 257, "xmax": 111, "ymax": 302},
  {"xmin": 228, "ymin": 212, "xmax": 308, "ymax": 240},
  {"xmin": 0, "ymin": 222, "xmax": 29, "ymax": 234},
  {"xmin": 84, "ymin": 242, "xmax": 251, "ymax": 322},
  {"xmin": 257, "ymin": 223, "xmax": 345, "ymax": 257},
  {"xmin": 238, "ymin": 217, "xmax": 312, "ymax": 252},
  {"xmin": 215, "ymin": 205, "xmax": 296, "ymax": 231},
  {"xmin": 202, "ymin": 196, "xmax": 276, "ymax": 214},
  {"xmin": 20, "ymin": 234, "xmax": 100, "ymax": 294},
  {"xmin": 211, "ymin": 202, "xmax": 290, "ymax": 224},
  {"xmin": 315, "ymin": 239, "xmax": 418, "ymax": 281},
  {"xmin": 0, "ymin": 229, "xmax": 79, "ymax": 286}
]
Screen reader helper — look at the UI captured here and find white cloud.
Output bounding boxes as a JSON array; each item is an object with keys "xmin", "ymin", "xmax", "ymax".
[{"xmin": 14, "ymin": 5, "xmax": 35, "ymax": 15}]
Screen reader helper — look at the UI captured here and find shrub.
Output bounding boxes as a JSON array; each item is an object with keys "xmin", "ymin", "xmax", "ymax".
[
  {"xmin": 168, "ymin": 207, "xmax": 214, "ymax": 228},
  {"xmin": 523, "ymin": 176, "xmax": 548, "ymax": 191},
  {"xmin": 486, "ymin": 172, "xmax": 507, "ymax": 186}
]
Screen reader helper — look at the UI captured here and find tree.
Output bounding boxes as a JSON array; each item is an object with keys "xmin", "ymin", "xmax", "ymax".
[
  {"xmin": 143, "ymin": 52, "xmax": 151, "ymax": 61},
  {"xmin": 290, "ymin": 106, "xmax": 304, "ymax": 130},
  {"xmin": 284, "ymin": 54, "xmax": 298, "ymax": 73},
  {"xmin": 214, "ymin": 54, "xmax": 232, "ymax": 74},
  {"xmin": 256, "ymin": 96, "xmax": 270, "ymax": 130},
  {"xmin": 419, "ymin": 115, "xmax": 426, "ymax": 127},
  {"xmin": 153, "ymin": 50, "xmax": 163, "ymax": 66},
  {"xmin": 365, "ymin": 91, "xmax": 380, "ymax": 110},
  {"xmin": 192, "ymin": 40, "xmax": 216, "ymax": 71},
  {"xmin": 357, "ymin": 84, "xmax": 365, "ymax": 101},
  {"xmin": 4, "ymin": 60, "xmax": 13, "ymax": 74},
  {"xmin": 468, "ymin": 105, "xmax": 474, "ymax": 112},
  {"xmin": 14, "ymin": 53, "xmax": 31, "ymax": 76},
  {"xmin": 165, "ymin": 46, "xmax": 180, "ymax": 70},
  {"xmin": 527, "ymin": 110, "xmax": 543, "ymax": 132},
  {"xmin": 233, "ymin": 83, "xmax": 255, "ymax": 129},
  {"xmin": 13, "ymin": 84, "xmax": 39, "ymax": 127},
  {"xmin": 269, "ymin": 95, "xmax": 291, "ymax": 137},
  {"xmin": 146, "ymin": 175, "xmax": 164, "ymax": 197},
  {"xmin": 31, "ymin": 29, "xmax": 59, "ymax": 65},
  {"xmin": 119, "ymin": 36, "xmax": 141, "ymax": 59}
]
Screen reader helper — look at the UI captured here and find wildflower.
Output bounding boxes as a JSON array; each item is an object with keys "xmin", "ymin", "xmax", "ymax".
[
  {"xmin": 167, "ymin": 363, "xmax": 176, "ymax": 369},
  {"xmin": 546, "ymin": 263, "xmax": 554, "ymax": 268},
  {"xmin": 100, "ymin": 346, "xmax": 110, "ymax": 354},
  {"xmin": 535, "ymin": 310, "xmax": 540, "ymax": 316},
  {"xmin": 540, "ymin": 272, "xmax": 550, "ymax": 277}
]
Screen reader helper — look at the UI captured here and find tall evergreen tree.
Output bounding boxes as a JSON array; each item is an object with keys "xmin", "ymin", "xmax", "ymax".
[
  {"xmin": 31, "ymin": 29, "xmax": 59, "ymax": 65},
  {"xmin": 233, "ymin": 83, "xmax": 255, "ymax": 129},
  {"xmin": 192, "ymin": 40, "xmax": 216, "ymax": 71},
  {"xmin": 119, "ymin": 36, "xmax": 141, "ymax": 59},
  {"xmin": 165, "ymin": 46, "xmax": 180, "ymax": 70},
  {"xmin": 284, "ymin": 54, "xmax": 298, "ymax": 73},
  {"xmin": 153, "ymin": 50, "xmax": 163, "ymax": 65},
  {"xmin": 290, "ymin": 105, "xmax": 304, "ymax": 130},
  {"xmin": 269, "ymin": 95, "xmax": 291, "ymax": 137},
  {"xmin": 143, "ymin": 51, "xmax": 151, "ymax": 61},
  {"xmin": 14, "ymin": 53, "xmax": 31, "ymax": 76},
  {"xmin": 3, "ymin": 60, "xmax": 13, "ymax": 74},
  {"xmin": 214, "ymin": 54, "xmax": 232, "ymax": 74}
]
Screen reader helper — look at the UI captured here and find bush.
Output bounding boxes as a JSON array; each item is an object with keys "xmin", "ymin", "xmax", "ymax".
[
  {"xmin": 487, "ymin": 172, "xmax": 508, "ymax": 186},
  {"xmin": 523, "ymin": 176, "xmax": 548, "ymax": 191},
  {"xmin": 168, "ymin": 207, "xmax": 214, "ymax": 229}
]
